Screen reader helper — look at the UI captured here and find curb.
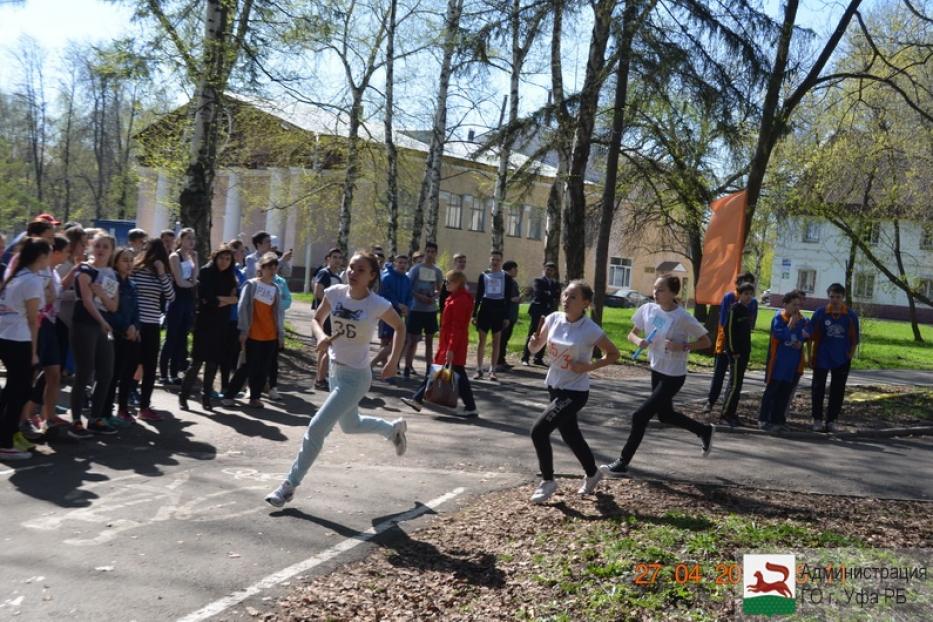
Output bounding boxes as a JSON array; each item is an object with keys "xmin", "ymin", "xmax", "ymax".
[{"xmin": 707, "ymin": 422, "xmax": 933, "ymax": 440}]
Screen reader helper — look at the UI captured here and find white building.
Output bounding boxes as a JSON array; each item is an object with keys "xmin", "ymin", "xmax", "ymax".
[{"xmin": 770, "ymin": 217, "xmax": 933, "ymax": 321}]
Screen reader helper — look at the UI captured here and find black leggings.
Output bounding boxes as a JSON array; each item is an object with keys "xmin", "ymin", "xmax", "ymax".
[
  {"xmin": 531, "ymin": 387, "xmax": 596, "ymax": 480},
  {"xmin": 139, "ymin": 323, "xmax": 161, "ymax": 409},
  {"xmin": 225, "ymin": 339, "xmax": 277, "ymax": 400},
  {"xmin": 619, "ymin": 370, "xmax": 708, "ymax": 465},
  {"xmin": 811, "ymin": 361, "xmax": 850, "ymax": 422},
  {"xmin": 0, "ymin": 339, "xmax": 32, "ymax": 447},
  {"xmin": 720, "ymin": 354, "xmax": 748, "ymax": 419},
  {"xmin": 104, "ymin": 335, "xmax": 139, "ymax": 414}
]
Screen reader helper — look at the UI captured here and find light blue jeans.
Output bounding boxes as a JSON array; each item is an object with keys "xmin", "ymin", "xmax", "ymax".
[{"xmin": 287, "ymin": 362, "xmax": 394, "ymax": 487}]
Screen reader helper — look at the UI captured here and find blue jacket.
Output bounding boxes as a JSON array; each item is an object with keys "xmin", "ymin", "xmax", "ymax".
[
  {"xmin": 230, "ymin": 266, "xmax": 246, "ymax": 322},
  {"xmin": 765, "ymin": 311, "xmax": 809, "ymax": 382},
  {"xmin": 274, "ymin": 274, "xmax": 292, "ymax": 324},
  {"xmin": 380, "ymin": 266, "xmax": 413, "ymax": 312},
  {"xmin": 111, "ymin": 275, "xmax": 141, "ymax": 334},
  {"xmin": 811, "ymin": 305, "xmax": 859, "ymax": 369}
]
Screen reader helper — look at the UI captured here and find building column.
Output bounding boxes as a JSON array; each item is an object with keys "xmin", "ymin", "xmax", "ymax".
[
  {"xmin": 153, "ymin": 171, "xmax": 171, "ymax": 233},
  {"xmin": 265, "ymin": 168, "xmax": 285, "ymax": 242},
  {"xmin": 222, "ymin": 170, "xmax": 241, "ymax": 243}
]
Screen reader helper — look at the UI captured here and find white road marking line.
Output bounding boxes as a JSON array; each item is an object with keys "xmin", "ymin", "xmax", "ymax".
[{"xmin": 176, "ymin": 486, "xmax": 466, "ymax": 622}]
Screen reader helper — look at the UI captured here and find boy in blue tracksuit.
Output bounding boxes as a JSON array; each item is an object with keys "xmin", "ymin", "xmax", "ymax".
[
  {"xmin": 759, "ymin": 290, "xmax": 809, "ymax": 431},
  {"xmin": 720, "ymin": 282, "xmax": 755, "ymax": 426},
  {"xmin": 704, "ymin": 271, "xmax": 759, "ymax": 414},
  {"xmin": 809, "ymin": 283, "xmax": 860, "ymax": 433},
  {"xmin": 372, "ymin": 254, "xmax": 412, "ymax": 369}
]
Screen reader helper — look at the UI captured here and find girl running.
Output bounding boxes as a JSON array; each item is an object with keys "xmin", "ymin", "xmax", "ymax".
[
  {"xmin": 525, "ymin": 281, "xmax": 620, "ymax": 503},
  {"xmin": 265, "ymin": 251, "xmax": 408, "ymax": 507},
  {"xmin": 603, "ymin": 276, "xmax": 714, "ymax": 476},
  {"xmin": 131, "ymin": 240, "xmax": 175, "ymax": 422},
  {"xmin": 160, "ymin": 227, "xmax": 198, "ymax": 384},
  {"xmin": 70, "ymin": 233, "xmax": 120, "ymax": 437},
  {"xmin": 0, "ymin": 238, "xmax": 51, "ymax": 461},
  {"xmin": 179, "ymin": 246, "xmax": 238, "ymax": 411}
]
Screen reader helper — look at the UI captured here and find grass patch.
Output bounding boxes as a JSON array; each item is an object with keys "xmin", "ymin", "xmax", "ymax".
[{"xmin": 287, "ymin": 296, "xmax": 933, "ymax": 371}]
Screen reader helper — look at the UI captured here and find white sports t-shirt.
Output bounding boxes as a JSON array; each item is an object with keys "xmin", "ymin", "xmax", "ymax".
[
  {"xmin": 542, "ymin": 312, "xmax": 606, "ymax": 391},
  {"xmin": 325, "ymin": 284, "xmax": 392, "ymax": 369},
  {"xmin": 0, "ymin": 271, "xmax": 45, "ymax": 342},
  {"xmin": 633, "ymin": 303, "xmax": 708, "ymax": 377}
]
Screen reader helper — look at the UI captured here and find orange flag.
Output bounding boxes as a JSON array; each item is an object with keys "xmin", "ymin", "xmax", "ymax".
[{"xmin": 695, "ymin": 190, "xmax": 747, "ymax": 305}]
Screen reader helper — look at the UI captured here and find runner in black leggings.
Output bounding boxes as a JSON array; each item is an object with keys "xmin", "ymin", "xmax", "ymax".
[
  {"xmin": 525, "ymin": 280, "xmax": 620, "ymax": 503},
  {"xmin": 604, "ymin": 276, "xmax": 714, "ymax": 476}
]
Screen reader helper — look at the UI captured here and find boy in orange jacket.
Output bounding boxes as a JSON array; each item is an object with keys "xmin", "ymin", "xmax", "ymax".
[{"xmin": 402, "ymin": 270, "xmax": 477, "ymax": 417}]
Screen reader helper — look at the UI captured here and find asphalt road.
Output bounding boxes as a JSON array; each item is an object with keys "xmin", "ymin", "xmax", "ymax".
[{"xmin": 2, "ymin": 309, "xmax": 931, "ymax": 621}]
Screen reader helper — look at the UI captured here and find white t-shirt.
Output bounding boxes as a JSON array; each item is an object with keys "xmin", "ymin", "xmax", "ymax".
[
  {"xmin": 0, "ymin": 271, "xmax": 45, "ymax": 342},
  {"xmin": 633, "ymin": 303, "xmax": 708, "ymax": 377},
  {"xmin": 325, "ymin": 284, "xmax": 392, "ymax": 369},
  {"xmin": 38, "ymin": 267, "xmax": 62, "ymax": 323},
  {"xmin": 542, "ymin": 312, "xmax": 606, "ymax": 391}
]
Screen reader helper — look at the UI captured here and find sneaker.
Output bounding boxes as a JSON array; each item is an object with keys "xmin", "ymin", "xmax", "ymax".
[
  {"xmin": 400, "ymin": 397, "xmax": 423, "ymax": 413},
  {"xmin": 13, "ymin": 432, "xmax": 36, "ymax": 452},
  {"xmin": 578, "ymin": 465, "xmax": 608, "ymax": 495},
  {"xmin": 105, "ymin": 415, "xmax": 130, "ymax": 429},
  {"xmin": 88, "ymin": 418, "xmax": 118, "ymax": 435},
  {"xmin": 67, "ymin": 421, "xmax": 93, "ymax": 440},
  {"xmin": 116, "ymin": 409, "xmax": 135, "ymax": 425},
  {"xmin": 826, "ymin": 421, "xmax": 838, "ymax": 433},
  {"xmin": 473, "ymin": 370, "xmax": 484, "ymax": 380},
  {"xmin": 811, "ymin": 419, "xmax": 825, "ymax": 432},
  {"xmin": 220, "ymin": 398, "xmax": 235, "ymax": 407},
  {"xmin": 758, "ymin": 421, "xmax": 773, "ymax": 431},
  {"xmin": 268, "ymin": 388, "xmax": 282, "ymax": 401},
  {"xmin": 602, "ymin": 458, "xmax": 629, "ymax": 478},
  {"xmin": 530, "ymin": 479, "xmax": 557, "ymax": 504},
  {"xmin": 494, "ymin": 364, "xmax": 511, "ymax": 372},
  {"xmin": 719, "ymin": 416, "xmax": 739, "ymax": 428},
  {"xmin": 701, "ymin": 402, "xmax": 713, "ymax": 416},
  {"xmin": 521, "ymin": 359, "xmax": 530, "ymax": 367},
  {"xmin": 0, "ymin": 447, "xmax": 31, "ymax": 461},
  {"xmin": 21, "ymin": 416, "xmax": 44, "ymax": 441},
  {"xmin": 488, "ymin": 371, "xmax": 498, "ymax": 382},
  {"xmin": 701, "ymin": 425, "xmax": 714, "ymax": 456},
  {"xmin": 247, "ymin": 399, "xmax": 263, "ymax": 408},
  {"xmin": 403, "ymin": 367, "xmax": 413, "ymax": 379},
  {"xmin": 179, "ymin": 394, "xmax": 190, "ymax": 411},
  {"xmin": 210, "ymin": 390, "xmax": 223, "ymax": 399},
  {"xmin": 265, "ymin": 480, "xmax": 295, "ymax": 508},
  {"xmin": 391, "ymin": 418, "xmax": 408, "ymax": 456},
  {"xmin": 458, "ymin": 408, "xmax": 479, "ymax": 418},
  {"xmin": 138, "ymin": 408, "xmax": 163, "ymax": 423},
  {"xmin": 46, "ymin": 415, "xmax": 71, "ymax": 429},
  {"xmin": 533, "ymin": 359, "xmax": 547, "ymax": 367}
]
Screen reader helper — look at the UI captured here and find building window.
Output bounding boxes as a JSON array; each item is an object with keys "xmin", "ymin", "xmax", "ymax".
[
  {"xmin": 443, "ymin": 192, "xmax": 461, "ymax": 229},
  {"xmin": 854, "ymin": 273, "xmax": 875, "ymax": 299},
  {"xmin": 609, "ymin": 257, "xmax": 632, "ymax": 288},
  {"xmin": 465, "ymin": 195, "xmax": 483, "ymax": 232},
  {"xmin": 862, "ymin": 222, "xmax": 880, "ymax": 246},
  {"xmin": 527, "ymin": 207, "xmax": 543, "ymax": 240},
  {"xmin": 921, "ymin": 225, "xmax": 933, "ymax": 250},
  {"xmin": 802, "ymin": 220, "xmax": 821, "ymax": 243},
  {"xmin": 796, "ymin": 269, "xmax": 817, "ymax": 293},
  {"xmin": 507, "ymin": 204, "xmax": 523, "ymax": 237}
]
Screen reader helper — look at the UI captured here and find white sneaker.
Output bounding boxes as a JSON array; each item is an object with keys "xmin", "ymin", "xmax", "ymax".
[
  {"xmin": 812, "ymin": 420, "xmax": 825, "ymax": 432},
  {"xmin": 268, "ymin": 388, "xmax": 282, "ymax": 401},
  {"xmin": 530, "ymin": 479, "xmax": 557, "ymax": 504},
  {"xmin": 0, "ymin": 447, "xmax": 31, "ymax": 461},
  {"xmin": 578, "ymin": 466, "xmax": 607, "ymax": 495},
  {"xmin": 391, "ymin": 418, "xmax": 408, "ymax": 456},
  {"xmin": 264, "ymin": 480, "xmax": 295, "ymax": 508}
]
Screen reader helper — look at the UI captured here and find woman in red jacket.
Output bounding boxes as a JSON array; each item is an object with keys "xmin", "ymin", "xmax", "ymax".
[{"xmin": 402, "ymin": 270, "xmax": 477, "ymax": 417}]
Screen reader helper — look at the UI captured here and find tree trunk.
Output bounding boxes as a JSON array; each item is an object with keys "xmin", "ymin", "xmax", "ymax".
[
  {"xmin": 179, "ymin": 0, "xmax": 230, "ymax": 262},
  {"xmin": 384, "ymin": 0, "xmax": 399, "ymax": 256},
  {"xmin": 893, "ymin": 219, "xmax": 923, "ymax": 342},
  {"xmin": 844, "ymin": 234, "xmax": 856, "ymax": 308},
  {"xmin": 592, "ymin": 0, "xmax": 637, "ymax": 328},
  {"xmin": 337, "ymin": 93, "xmax": 365, "ymax": 255},
  {"xmin": 689, "ymin": 224, "xmax": 707, "ymax": 321},
  {"xmin": 411, "ymin": 0, "xmax": 462, "ymax": 254},
  {"xmin": 563, "ymin": 0, "xmax": 615, "ymax": 280},
  {"xmin": 544, "ymin": 0, "xmax": 570, "ymax": 272}
]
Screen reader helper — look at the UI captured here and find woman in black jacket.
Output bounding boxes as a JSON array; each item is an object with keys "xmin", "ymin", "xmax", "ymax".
[{"xmin": 179, "ymin": 246, "xmax": 238, "ymax": 411}]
